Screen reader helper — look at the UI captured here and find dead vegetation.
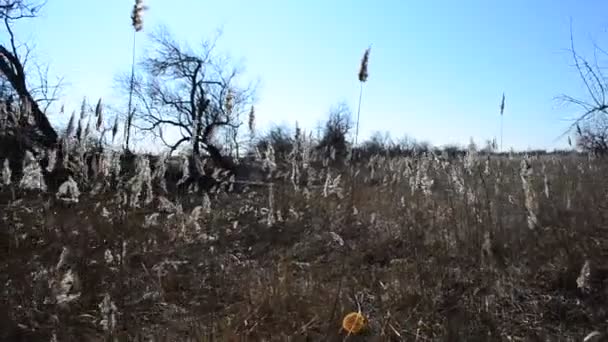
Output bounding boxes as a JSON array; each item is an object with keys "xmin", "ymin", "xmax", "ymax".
[
  {"xmin": 1, "ymin": 145, "xmax": 608, "ymax": 341},
  {"xmin": 1, "ymin": 1, "xmax": 608, "ymax": 341}
]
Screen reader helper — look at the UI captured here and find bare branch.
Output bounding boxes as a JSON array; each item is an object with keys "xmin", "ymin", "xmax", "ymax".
[
  {"xmin": 0, "ymin": 0, "xmax": 45, "ymax": 21},
  {"xmin": 558, "ymin": 22, "xmax": 608, "ymax": 145},
  {"xmin": 569, "ymin": 24, "xmax": 602, "ymax": 109},
  {"xmin": 3, "ymin": 16, "xmax": 17, "ymax": 59},
  {"xmin": 168, "ymin": 136, "xmax": 190, "ymax": 155},
  {"xmin": 122, "ymin": 28, "xmax": 254, "ymax": 169}
]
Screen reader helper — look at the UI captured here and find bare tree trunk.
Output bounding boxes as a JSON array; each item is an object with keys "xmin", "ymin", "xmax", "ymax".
[{"xmin": 0, "ymin": 44, "xmax": 58, "ymax": 148}]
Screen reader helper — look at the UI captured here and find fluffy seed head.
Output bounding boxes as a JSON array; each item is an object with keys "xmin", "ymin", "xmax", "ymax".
[
  {"xmin": 66, "ymin": 111, "xmax": 76, "ymax": 138},
  {"xmin": 95, "ymin": 98, "xmax": 103, "ymax": 131},
  {"xmin": 131, "ymin": 0, "xmax": 147, "ymax": 32},
  {"xmin": 225, "ymin": 88, "xmax": 234, "ymax": 114},
  {"xmin": 2, "ymin": 159, "xmax": 11, "ymax": 186},
  {"xmin": 112, "ymin": 116, "xmax": 119, "ymax": 142},
  {"xmin": 84, "ymin": 116, "xmax": 92, "ymax": 141},
  {"xmin": 248, "ymin": 106, "xmax": 255, "ymax": 133},
  {"xmin": 358, "ymin": 47, "xmax": 371, "ymax": 82},
  {"xmin": 76, "ymin": 118, "xmax": 83, "ymax": 142},
  {"xmin": 79, "ymin": 97, "xmax": 87, "ymax": 120}
]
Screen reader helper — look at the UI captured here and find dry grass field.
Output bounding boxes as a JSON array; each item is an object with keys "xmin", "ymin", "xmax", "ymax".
[{"xmin": 2, "ymin": 147, "xmax": 607, "ymax": 341}]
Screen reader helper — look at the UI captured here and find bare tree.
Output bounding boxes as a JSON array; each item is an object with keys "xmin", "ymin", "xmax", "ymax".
[
  {"xmin": 255, "ymin": 124, "xmax": 294, "ymax": 161},
  {"xmin": 575, "ymin": 117, "xmax": 608, "ymax": 155},
  {"xmin": 559, "ymin": 23, "xmax": 608, "ymax": 154},
  {"xmin": 364, "ymin": 130, "xmax": 390, "ymax": 149},
  {"xmin": 127, "ymin": 28, "xmax": 254, "ymax": 170},
  {"xmin": 30, "ymin": 63, "xmax": 64, "ymax": 114},
  {"xmin": 0, "ymin": 0, "xmax": 58, "ymax": 148},
  {"xmin": 318, "ymin": 102, "xmax": 353, "ymax": 161}
]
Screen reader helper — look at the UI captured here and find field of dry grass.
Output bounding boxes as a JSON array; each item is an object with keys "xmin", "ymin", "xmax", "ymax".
[
  {"xmin": 3, "ymin": 0, "xmax": 608, "ymax": 341},
  {"xmin": 2, "ymin": 147, "xmax": 608, "ymax": 342}
]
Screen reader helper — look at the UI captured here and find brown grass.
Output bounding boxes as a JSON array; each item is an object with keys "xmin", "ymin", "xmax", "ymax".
[{"xmin": 1, "ymin": 151, "xmax": 608, "ymax": 341}]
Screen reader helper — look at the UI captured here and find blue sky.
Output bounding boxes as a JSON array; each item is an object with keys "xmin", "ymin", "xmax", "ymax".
[{"xmin": 9, "ymin": 0, "xmax": 608, "ymax": 150}]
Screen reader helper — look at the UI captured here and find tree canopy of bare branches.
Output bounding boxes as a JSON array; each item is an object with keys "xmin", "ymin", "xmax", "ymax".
[
  {"xmin": 0, "ymin": 0, "xmax": 58, "ymax": 148},
  {"xmin": 0, "ymin": 0, "xmax": 44, "ymax": 20},
  {"xmin": 575, "ymin": 116, "xmax": 608, "ymax": 155},
  {"xmin": 559, "ymin": 23, "xmax": 608, "ymax": 154},
  {"xmin": 127, "ymin": 29, "xmax": 254, "ymax": 169},
  {"xmin": 318, "ymin": 102, "xmax": 353, "ymax": 161}
]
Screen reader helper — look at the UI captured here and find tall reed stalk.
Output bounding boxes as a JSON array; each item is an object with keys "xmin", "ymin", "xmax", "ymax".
[
  {"xmin": 354, "ymin": 47, "xmax": 370, "ymax": 148},
  {"xmin": 125, "ymin": 0, "xmax": 146, "ymax": 151},
  {"xmin": 500, "ymin": 92, "xmax": 505, "ymax": 152}
]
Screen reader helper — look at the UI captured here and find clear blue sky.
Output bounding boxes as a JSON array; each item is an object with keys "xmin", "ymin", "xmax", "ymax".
[{"xmin": 10, "ymin": 0, "xmax": 608, "ymax": 150}]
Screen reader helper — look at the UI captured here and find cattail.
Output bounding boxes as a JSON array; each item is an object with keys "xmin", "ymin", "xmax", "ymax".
[
  {"xmin": 542, "ymin": 163, "xmax": 550, "ymax": 199},
  {"xmin": 56, "ymin": 176, "xmax": 80, "ymax": 203},
  {"xmin": 577, "ymin": 260, "xmax": 591, "ymax": 294},
  {"xmin": 295, "ymin": 121, "xmax": 301, "ymax": 141},
  {"xmin": 95, "ymin": 98, "xmax": 103, "ymax": 131},
  {"xmin": 112, "ymin": 116, "xmax": 119, "ymax": 142},
  {"xmin": 354, "ymin": 46, "xmax": 371, "ymax": 147},
  {"xmin": 96, "ymin": 151, "xmax": 110, "ymax": 179},
  {"xmin": 177, "ymin": 157, "xmax": 190, "ymax": 186},
  {"xmin": 153, "ymin": 153, "xmax": 168, "ymax": 194},
  {"xmin": 19, "ymin": 151, "xmax": 46, "ymax": 191},
  {"xmin": 79, "ymin": 97, "xmax": 87, "ymax": 120},
  {"xmin": 66, "ymin": 111, "xmax": 76, "ymax": 137},
  {"xmin": 99, "ymin": 293, "xmax": 117, "ymax": 332},
  {"xmin": 126, "ymin": 155, "xmax": 153, "ymax": 207},
  {"xmin": 225, "ymin": 89, "xmax": 234, "ymax": 114},
  {"xmin": 76, "ymin": 118, "xmax": 83, "ymax": 142},
  {"xmin": 358, "ymin": 47, "xmax": 370, "ymax": 82},
  {"xmin": 84, "ymin": 116, "xmax": 92, "ymax": 141},
  {"xmin": 323, "ymin": 171, "xmax": 332, "ymax": 198},
  {"xmin": 520, "ymin": 157, "xmax": 539, "ymax": 229},
  {"xmin": 46, "ymin": 149, "xmax": 57, "ymax": 172},
  {"xmin": 109, "ymin": 151, "xmax": 122, "ymax": 180},
  {"xmin": 202, "ymin": 192, "xmax": 211, "ymax": 214},
  {"xmin": 131, "ymin": 0, "xmax": 146, "ymax": 32},
  {"xmin": 1, "ymin": 159, "xmax": 11, "ymax": 186},
  {"xmin": 267, "ymin": 183, "xmax": 275, "ymax": 226},
  {"xmin": 248, "ymin": 106, "xmax": 255, "ymax": 133}
]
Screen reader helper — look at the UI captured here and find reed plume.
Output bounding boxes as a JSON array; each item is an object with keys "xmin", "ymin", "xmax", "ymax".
[
  {"xmin": 225, "ymin": 88, "xmax": 234, "ymax": 114},
  {"xmin": 354, "ymin": 47, "xmax": 371, "ymax": 147},
  {"xmin": 66, "ymin": 111, "xmax": 76, "ymax": 138},
  {"xmin": 126, "ymin": 0, "xmax": 147, "ymax": 150},
  {"xmin": 95, "ymin": 98, "xmax": 103, "ymax": 131},
  {"xmin": 358, "ymin": 48, "xmax": 370, "ymax": 83},
  {"xmin": 112, "ymin": 116, "xmax": 119, "ymax": 143},
  {"xmin": 1, "ymin": 159, "xmax": 10, "ymax": 186},
  {"xmin": 248, "ymin": 105, "xmax": 255, "ymax": 134},
  {"xmin": 131, "ymin": 0, "xmax": 146, "ymax": 32}
]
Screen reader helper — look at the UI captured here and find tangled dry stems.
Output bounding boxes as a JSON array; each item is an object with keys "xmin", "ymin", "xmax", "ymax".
[{"xmin": 1, "ymin": 148, "xmax": 608, "ymax": 341}]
